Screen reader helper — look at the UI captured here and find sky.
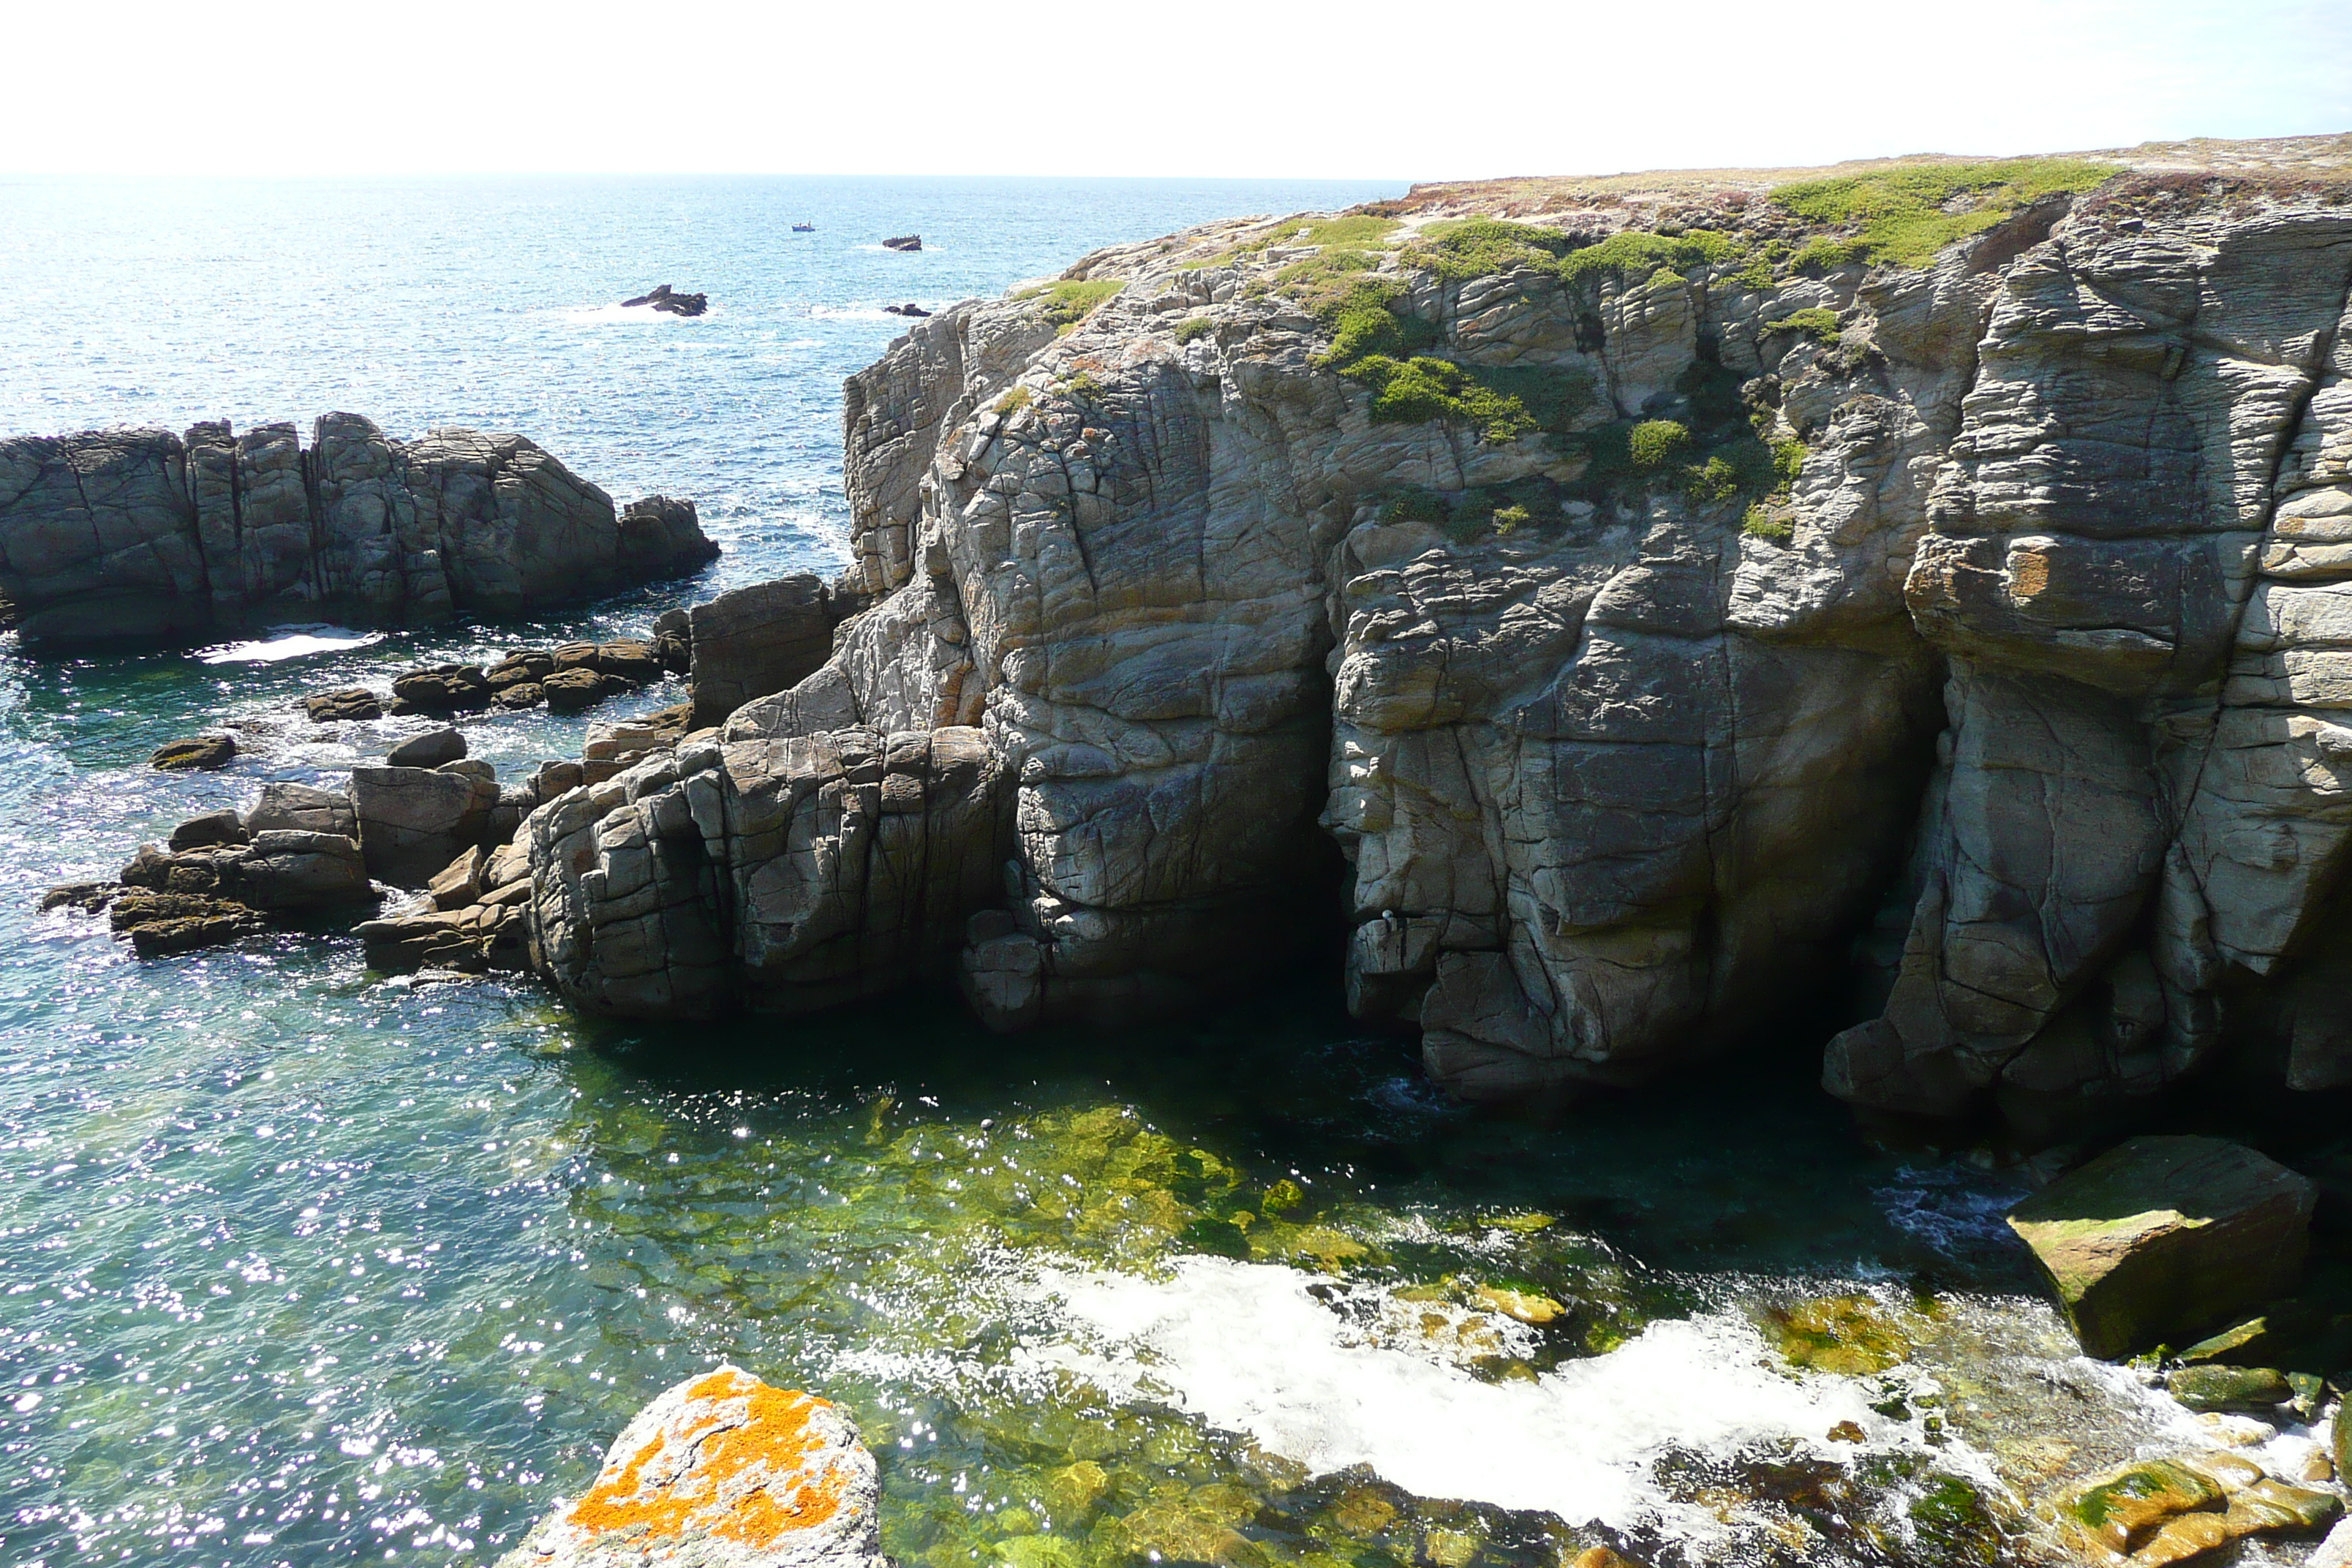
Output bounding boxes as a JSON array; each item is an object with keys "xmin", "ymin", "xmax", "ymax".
[{"xmin": 4, "ymin": 0, "xmax": 2345, "ymax": 181}]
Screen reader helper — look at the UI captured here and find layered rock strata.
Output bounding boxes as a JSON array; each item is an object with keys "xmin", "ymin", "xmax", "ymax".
[
  {"xmin": 132, "ymin": 140, "xmax": 2337, "ymax": 1142},
  {"xmin": 0, "ymin": 413, "xmax": 717, "ymax": 646}
]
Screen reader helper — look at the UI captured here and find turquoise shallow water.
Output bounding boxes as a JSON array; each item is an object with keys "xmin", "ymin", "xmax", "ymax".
[{"xmin": 0, "ymin": 176, "xmax": 2253, "ymax": 1568}]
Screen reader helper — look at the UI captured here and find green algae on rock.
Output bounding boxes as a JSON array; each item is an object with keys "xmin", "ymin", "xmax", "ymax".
[{"xmin": 2005, "ymin": 1137, "xmax": 2316, "ymax": 1359}]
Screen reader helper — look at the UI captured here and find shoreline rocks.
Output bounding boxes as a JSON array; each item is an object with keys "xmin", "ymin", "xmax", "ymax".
[{"xmin": 0, "ymin": 415, "xmax": 719, "ymax": 649}]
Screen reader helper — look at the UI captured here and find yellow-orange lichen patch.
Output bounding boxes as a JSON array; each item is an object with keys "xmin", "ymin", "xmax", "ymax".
[{"xmin": 562, "ymin": 1368, "xmax": 853, "ymax": 1550}]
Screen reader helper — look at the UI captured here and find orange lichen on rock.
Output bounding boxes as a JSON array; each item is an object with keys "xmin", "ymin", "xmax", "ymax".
[{"xmin": 561, "ymin": 1366, "xmax": 854, "ymax": 1550}]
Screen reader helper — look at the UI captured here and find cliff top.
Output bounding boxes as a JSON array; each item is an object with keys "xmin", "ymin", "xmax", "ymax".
[{"xmin": 1381, "ymin": 132, "xmax": 2352, "ymax": 215}]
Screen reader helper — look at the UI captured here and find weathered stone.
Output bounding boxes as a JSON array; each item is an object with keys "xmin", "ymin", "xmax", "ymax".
[
  {"xmin": 391, "ymin": 665, "xmax": 490, "ymax": 715},
  {"xmin": 687, "ymin": 577, "xmax": 838, "ymax": 727},
  {"xmin": 2008, "ymin": 1137, "xmax": 2317, "ymax": 1358},
  {"xmin": 244, "ymin": 781, "xmax": 358, "ymax": 840},
  {"xmin": 304, "ymin": 687, "xmax": 383, "ymax": 723},
  {"xmin": 349, "ymin": 766, "xmax": 500, "ymax": 886},
  {"xmin": 492, "ymin": 1366, "xmax": 883, "ymax": 1568},
  {"xmin": 109, "ymin": 891, "xmax": 268, "ymax": 956},
  {"xmin": 388, "ymin": 728, "xmax": 467, "ymax": 769},
  {"xmin": 151, "ymin": 734, "xmax": 235, "ymax": 770}
]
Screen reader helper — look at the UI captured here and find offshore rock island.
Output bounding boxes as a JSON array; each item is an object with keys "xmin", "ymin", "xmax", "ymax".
[{"xmin": 0, "ymin": 412, "xmax": 717, "ymax": 645}]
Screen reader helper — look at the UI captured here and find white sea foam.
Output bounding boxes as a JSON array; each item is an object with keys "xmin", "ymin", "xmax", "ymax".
[
  {"xmin": 559, "ymin": 302, "xmax": 692, "ymax": 325},
  {"xmin": 197, "ymin": 627, "xmax": 378, "ymax": 663},
  {"xmin": 1022, "ymin": 1256, "xmax": 1926, "ymax": 1534}
]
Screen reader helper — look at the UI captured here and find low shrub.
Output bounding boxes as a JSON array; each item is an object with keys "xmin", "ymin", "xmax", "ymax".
[
  {"xmin": 1173, "ymin": 317, "xmax": 1215, "ymax": 344},
  {"xmin": 1627, "ymin": 419, "xmax": 1692, "ymax": 469},
  {"xmin": 1771, "ymin": 157, "xmax": 2115, "ymax": 268},
  {"xmin": 1559, "ymin": 228, "xmax": 1739, "ymax": 287},
  {"xmin": 1763, "ymin": 307, "xmax": 1842, "ymax": 344}
]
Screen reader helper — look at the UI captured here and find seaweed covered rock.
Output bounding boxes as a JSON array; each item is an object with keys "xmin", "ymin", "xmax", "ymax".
[
  {"xmin": 0, "ymin": 414, "xmax": 718, "ymax": 648},
  {"xmin": 492, "ymin": 1366, "xmax": 885, "ymax": 1568},
  {"xmin": 150, "ymin": 734, "xmax": 236, "ymax": 771},
  {"xmin": 2007, "ymin": 1137, "xmax": 2316, "ymax": 1359}
]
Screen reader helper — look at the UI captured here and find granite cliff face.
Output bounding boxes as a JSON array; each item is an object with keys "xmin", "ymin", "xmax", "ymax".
[
  {"xmin": 0, "ymin": 413, "xmax": 717, "ymax": 646},
  {"xmin": 510, "ymin": 136, "xmax": 2352, "ymax": 1138}
]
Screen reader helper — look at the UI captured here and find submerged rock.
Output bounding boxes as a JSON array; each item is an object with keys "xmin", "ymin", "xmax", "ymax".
[
  {"xmin": 2007, "ymin": 1137, "xmax": 2316, "ymax": 1359},
  {"xmin": 304, "ymin": 687, "xmax": 383, "ymax": 723},
  {"xmin": 110, "ymin": 891, "xmax": 267, "ymax": 956},
  {"xmin": 492, "ymin": 1365, "xmax": 884, "ymax": 1568}
]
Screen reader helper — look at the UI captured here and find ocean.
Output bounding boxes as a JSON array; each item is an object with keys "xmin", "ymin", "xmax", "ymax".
[{"xmin": 0, "ymin": 176, "xmax": 2246, "ymax": 1568}]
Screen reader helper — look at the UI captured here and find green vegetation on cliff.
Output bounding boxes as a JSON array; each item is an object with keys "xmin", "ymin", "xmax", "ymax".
[
  {"xmin": 1021, "ymin": 278, "xmax": 1127, "ymax": 333},
  {"xmin": 1769, "ymin": 157, "xmax": 2115, "ymax": 267},
  {"xmin": 1558, "ymin": 228, "xmax": 1740, "ymax": 286}
]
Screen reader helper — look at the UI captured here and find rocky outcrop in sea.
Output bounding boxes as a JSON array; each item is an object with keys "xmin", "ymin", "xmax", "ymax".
[
  {"xmin": 463, "ymin": 141, "xmax": 2352, "ymax": 1147},
  {"xmin": 0, "ymin": 412, "xmax": 718, "ymax": 646}
]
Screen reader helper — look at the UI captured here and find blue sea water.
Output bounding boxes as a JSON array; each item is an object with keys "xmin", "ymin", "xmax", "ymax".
[{"xmin": 0, "ymin": 177, "xmax": 2169, "ymax": 1568}]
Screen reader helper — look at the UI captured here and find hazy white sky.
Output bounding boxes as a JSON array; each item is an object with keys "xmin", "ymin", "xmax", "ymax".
[{"xmin": 4, "ymin": 0, "xmax": 2344, "ymax": 181}]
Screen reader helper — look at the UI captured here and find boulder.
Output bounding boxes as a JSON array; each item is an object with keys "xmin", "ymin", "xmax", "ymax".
[
  {"xmin": 881, "ymin": 235, "xmax": 921, "ymax": 252},
  {"xmin": 235, "ymin": 829, "xmax": 369, "ymax": 908},
  {"xmin": 244, "ymin": 780, "xmax": 358, "ymax": 840},
  {"xmin": 2007, "ymin": 1137, "xmax": 2318, "ymax": 1358},
  {"xmin": 543, "ymin": 666, "xmax": 614, "ymax": 714},
  {"xmin": 151, "ymin": 734, "xmax": 235, "ymax": 771},
  {"xmin": 884, "ymin": 303, "xmax": 931, "ymax": 318},
  {"xmin": 387, "ymin": 728, "xmax": 467, "ymax": 769},
  {"xmin": 491, "ymin": 1366, "xmax": 885, "ymax": 1568},
  {"xmin": 390, "ymin": 664, "xmax": 490, "ymax": 715},
  {"xmin": 494, "ymin": 682, "xmax": 546, "ymax": 710},
  {"xmin": 304, "ymin": 687, "xmax": 383, "ymax": 723},
  {"xmin": 0, "ymin": 416, "xmax": 718, "ymax": 649},
  {"xmin": 349, "ymin": 765, "xmax": 499, "ymax": 886},
  {"xmin": 168, "ymin": 808, "xmax": 247, "ymax": 851},
  {"xmin": 687, "ymin": 576, "xmax": 837, "ymax": 727}
]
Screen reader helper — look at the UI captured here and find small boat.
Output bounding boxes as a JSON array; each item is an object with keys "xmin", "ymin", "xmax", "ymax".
[
  {"xmin": 882, "ymin": 234, "xmax": 922, "ymax": 252},
  {"xmin": 792, "ymin": 222, "xmax": 815, "ymax": 233}
]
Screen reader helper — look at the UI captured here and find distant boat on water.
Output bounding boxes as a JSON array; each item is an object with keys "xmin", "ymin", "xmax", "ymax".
[{"xmin": 792, "ymin": 222, "xmax": 815, "ymax": 232}]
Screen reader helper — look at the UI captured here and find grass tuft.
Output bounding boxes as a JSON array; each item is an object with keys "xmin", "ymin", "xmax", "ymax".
[{"xmin": 1173, "ymin": 317, "xmax": 1215, "ymax": 344}]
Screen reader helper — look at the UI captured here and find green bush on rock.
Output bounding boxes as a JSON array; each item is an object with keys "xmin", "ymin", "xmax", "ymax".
[
  {"xmin": 1763, "ymin": 306, "xmax": 1842, "ymax": 345},
  {"xmin": 1560, "ymin": 228, "xmax": 1739, "ymax": 287},
  {"xmin": 1626, "ymin": 419, "xmax": 1691, "ymax": 469}
]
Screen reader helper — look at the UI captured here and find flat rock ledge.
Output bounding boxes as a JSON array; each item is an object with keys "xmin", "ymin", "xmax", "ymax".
[{"xmin": 494, "ymin": 1366, "xmax": 886, "ymax": 1568}]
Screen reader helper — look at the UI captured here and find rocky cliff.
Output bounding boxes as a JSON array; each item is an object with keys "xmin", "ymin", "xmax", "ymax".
[
  {"xmin": 0, "ymin": 414, "xmax": 717, "ymax": 646},
  {"xmin": 513, "ymin": 134, "xmax": 2352, "ymax": 1139}
]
